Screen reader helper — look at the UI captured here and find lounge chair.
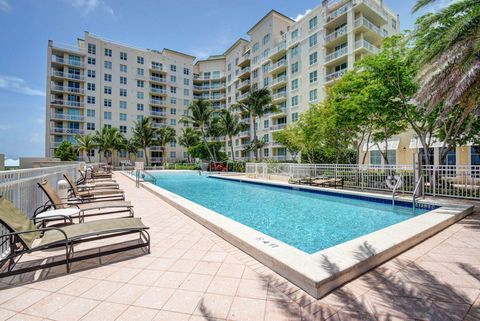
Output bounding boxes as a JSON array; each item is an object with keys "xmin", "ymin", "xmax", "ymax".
[
  {"xmin": 64, "ymin": 173, "xmax": 120, "ymax": 192},
  {"xmin": 288, "ymin": 177, "xmax": 313, "ymax": 185},
  {"xmin": 63, "ymin": 175, "xmax": 125, "ymax": 202},
  {"xmin": 37, "ymin": 180, "xmax": 133, "ymax": 223},
  {"xmin": 310, "ymin": 177, "xmax": 344, "ymax": 188},
  {"xmin": 0, "ymin": 196, "xmax": 149, "ymax": 277},
  {"xmin": 79, "ymin": 169, "xmax": 116, "ymax": 184}
]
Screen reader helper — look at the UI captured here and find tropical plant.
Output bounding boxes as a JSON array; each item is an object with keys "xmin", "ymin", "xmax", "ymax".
[
  {"xmin": 218, "ymin": 109, "xmax": 244, "ymax": 161},
  {"xmin": 74, "ymin": 134, "xmax": 96, "ymax": 163},
  {"xmin": 156, "ymin": 127, "xmax": 176, "ymax": 163},
  {"xmin": 123, "ymin": 137, "xmax": 139, "ymax": 163},
  {"xmin": 178, "ymin": 128, "xmax": 200, "ymax": 162},
  {"xmin": 54, "ymin": 141, "xmax": 78, "ymax": 161},
  {"xmin": 182, "ymin": 99, "xmax": 216, "ymax": 162},
  {"xmin": 93, "ymin": 127, "xmax": 124, "ymax": 165},
  {"xmin": 188, "ymin": 142, "xmax": 226, "ymax": 162},
  {"xmin": 235, "ymin": 88, "xmax": 279, "ymax": 160},
  {"xmin": 132, "ymin": 116, "xmax": 156, "ymax": 166}
]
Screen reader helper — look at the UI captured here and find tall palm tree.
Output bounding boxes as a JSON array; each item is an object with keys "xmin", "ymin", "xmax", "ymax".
[
  {"xmin": 235, "ymin": 88, "xmax": 279, "ymax": 160},
  {"xmin": 132, "ymin": 116, "xmax": 156, "ymax": 166},
  {"xmin": 182, "ymin": 99, "xmax": 216, "ymax": 162},
  {"xmin": 93, "ymin": 127, "xmax": 123, "ymax": 165},
  {"xmin": 412, "ymin": 0, "xmax": 480, "ymax": 111},
  {"xmin": 178, "ymin": 127, "xmax": 200, "ymax": 162},
  {"xmin": 156, "ymin": 127, "xmax": 176, "ymax": 163},
  {"xmin": 123, "ymin": 137, "xmax": 139, "ymax": 163},
  {"xmin": 75, "ymin": 134, "xmax": 96, "ymax": 163},
  {"xmin": 218, "ymin": 109, "xmax": 244, "ymax": 161}
]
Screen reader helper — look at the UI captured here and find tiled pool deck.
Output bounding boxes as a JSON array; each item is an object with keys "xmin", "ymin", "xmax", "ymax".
[{"xmin": 1, "ymin": 173, "xmax": 480, "ymax": 321}]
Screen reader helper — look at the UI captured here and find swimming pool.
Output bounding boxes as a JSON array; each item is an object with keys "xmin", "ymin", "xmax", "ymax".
[{"xmin": 151, "ymin": 172, "xmax": 430, "ymax": 254}]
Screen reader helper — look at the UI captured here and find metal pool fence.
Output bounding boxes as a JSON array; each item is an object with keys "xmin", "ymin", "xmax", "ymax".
[{"xmin": 245, "ymin": 163, "xmax": 480, "ymax": 200}]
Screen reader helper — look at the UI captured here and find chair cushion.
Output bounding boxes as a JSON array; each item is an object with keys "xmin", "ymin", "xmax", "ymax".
[{"xmin": 0, "ymin": 197, "xmax": 39, "ymax": 249}]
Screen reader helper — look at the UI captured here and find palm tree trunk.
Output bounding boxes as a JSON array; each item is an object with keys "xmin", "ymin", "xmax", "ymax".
[
  {"xmin": 252, "ymin": 116, "xmax": 258, "ymax": 161},
  {"xmin": 230, "ymin": 135, "xmax": 235, "ymax": 162},
  {"xmin": 200, "ymin": 127, "xmax": 215, "ymax": 162},
  {"xmin": 144, "ymin": 147, "xmax": 149, "ymax": 166}
]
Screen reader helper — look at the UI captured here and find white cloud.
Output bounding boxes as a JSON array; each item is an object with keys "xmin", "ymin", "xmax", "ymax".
[
  {"xmin": 0, "ymin": 0, "xmax": 11, "ymax": 12},
  {"xmin": 67, "ymin": 0, "xmax": 114, "ymax": 16},
  {"xmin": 292, "ymin": 8, "xmax": 312, "ymax": 22},
  {"xmin": 0, "ymin": 75, "xmax": 45, "ymax": 96}
]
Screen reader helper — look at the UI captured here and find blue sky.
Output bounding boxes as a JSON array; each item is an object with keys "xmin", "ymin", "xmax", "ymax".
[{"xmin": 0, "ymin": 0, "xmax": 425, "ymax": 161}]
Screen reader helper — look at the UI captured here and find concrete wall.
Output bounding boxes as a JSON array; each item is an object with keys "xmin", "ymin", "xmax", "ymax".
[{"xmin": 0, "ymin": 154, "xmax": 4, "ymax": 170}]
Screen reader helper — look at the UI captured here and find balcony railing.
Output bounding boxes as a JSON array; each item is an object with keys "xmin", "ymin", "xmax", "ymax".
[
  {"xmin": 240, "ymin": 117, "xmax": 251, "ymax": 123},
  {"xmin": 50, "ymin": 113, "xmax": 85, "ymax": 121},
  {"xmin": 269, "ymin": 41, "xmax": 287, "ymax": 58},
  {"xmin": 325, "ymin": 25, "xmax": 348, "ymax": 43},
  {"xmin": 237, "ymin": 93, "xmax": 249, "ymax": 101},
  {"xmin": 239, "ymin": 130, "xmax": 251, "ymax": 136},
  {"xmin": 150, "ymin": 99, "xmax": 166, "ymax": 106},
  {"xmin": 50, "ymin": 127, "xmax": 84, "ymax": 135},
  {"xmin": 150, "ymin": 88, "xmax": 167, "ymax": 94},
  {"xmin": 150, "ymin": 111, "xmax": 166, "ymax": 117},
  {"xmin": 51, "ymin": 70, "xmax": 84, "ymax": 80},
  {"xmin": 150, "ymin": 157, "xmax": 164, "ymax": 163},
  {"xmin": 270, "ymin": 59, "xmax": 287, "ymax": 72},
  {"xmin": 211, "ymin": 94, "xmax": 226, "ymax": 100},
  {"xmin": 355, "ymin": 0, "xmax": 389, "ymax": 22},
  {"xmin": 355, "ymin": 39, "xmax": 380, "ymax": 53},
  {"xmin": 325, "ymin": 2, "xmax": 350, "ymax": 23},
  {"xmin": 150, "ymin": 65, "xmax": 164, "ymax": 71},
  {"xmin": 237, "ymin": 79, "xmax": 251, "ymax": 89},
  {"xmin": 239, "ymin": 67, "xmax": 251, "ymax": 76},
  {"xmin": 325, "ymin": 47, "xmax": 348, "ymax": 62},
  {"xmin": 272, "ymin": 92, "xmax": 287, "ymax": 100},
  {"xmin": 270, "ymin": 75, "xmax": 287, "ymax": 87},
  {"xmin": 150, "ymin": 146, "xmax": 165, "ymax": 151},
  {"xmin": 50, "ymin": 85, "xmax": 85, "ymax": 94},
  {"xmin": 326, "ymin": 69, "xmax": 347, "ymax": 82},
  {"xmin": 51, "ymin": 56, "xmax": 84, "ymax": 67},
  {"xmin": 270, "ymin": 124, "xmax": 287, "ymax": 131},
  {"xmin": 238, "ymin": 52, "xmax": 251, "ymax": 66},
  {"xmin": 150, "ymin": 76, "xmax": 167, "ymax": 83},
  {"xmin": 152, "ymin": 123, "xmax": 166, "ymax": 129},
  {"xmin": 354, "ymin": 17, "xmax": 386, "ymax": 38},
  {"xmin": 50, "ymin": 100, "xmax": 84, "ymax": 108}
]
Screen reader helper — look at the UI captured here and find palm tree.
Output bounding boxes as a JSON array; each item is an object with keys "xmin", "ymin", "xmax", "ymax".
[
  {"xmin": 93, "ymin": 127, "xmax": 124, "ymax": 165},
  {"xmin": 123, "ymin": 138, "xmax": 139, "ymax": 163},
  {"xmin": 218, "ymin": 109, "xmax": 244, "ymax": 161},
  {"xmin": 75, "ymin": 134, "xmax": 96, "ymax": 163},
  {"xmin": 412, "ymin": 0, "xmax": 480, "ymax": 111},
  {"xmin": 156, "ymin": 127, "xmax": 176, "ymax": 163},
  {"xmin": 178, "ymin": 128, "xmax": 200, "ymax": 162},
  {"xmin": 182, "ymin": 99, "xmax": 216, "ymax": 162},
  {"xmin": 235, "ymin": 88, "xmax": 279, "ymax": 160},
  {"xmin": 132, "ymin": 116, "xmax": 156, "ymax": 166}
]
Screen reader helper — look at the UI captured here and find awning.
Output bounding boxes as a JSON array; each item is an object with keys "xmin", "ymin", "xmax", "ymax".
[
  {"xmin": 363, "ymin": 138, "xmax": 400, "ymax": 152},
  {"xmin": 409, "ymin": 137, "xmax": 444, "ymax": 149}
]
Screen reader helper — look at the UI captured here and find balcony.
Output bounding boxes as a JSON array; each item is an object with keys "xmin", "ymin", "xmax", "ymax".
[
  {"xmin": 326, "ymin": 69, "xmax": 348, "ymax": 83},
  {"xmin": 211, "ymin": 93, "xmax": 226, "ymax": 101},
  {"xmin": 238, "ymin": 52, "xmax": 251, "ymax": 68},
  {"xmin": 240, "ymin": 117, "xmax": 251, "ymax": 124},
  {"xmin": 150, "ymin": 146, "xmax": 165, "ymax": 151},
  {"xmin": 325, "ymin": 25, "xmax": 348, "ymax": 45},
  {"xmin": 193, "ymin": 85, "xmax": 210, "ymax": 91},
  {"xmin": 50, "ymin": 113, "xmax": 85, "ymax": 121},
  {"xmin": 270, "ymin": 59, "xmax": 287, "ymax": 74},
  {"xmin": 50, "ymin": 70, "xmax": 84, "ymax": 81},
  {"xmin": 150, "ymin": 87, "xmax": 167, "ymax": 94},
  {"xmin": 270, "ymin": 124, "xmax": 286, "ymax": 131},
  {"xmin": 325, "ymin": 2, "xmax": 350, "ymax": 25},
  {"xmin": 272, "ymin": 92, "xmax": 287, "ymax": 103},
  {"xmin": 269, "ymin": 155, "xmax": 287, "ymax": 161},
  {"xmin": 50, "ymin": 85, "xmax": 85, "ymax": 94},
  {"xmin": 150, "ymin": 99, "xmax": 166, "ymax": 106},
  {"xmin": 50, "ymin": 100, "xmax": 84, "ymax": 108},
  {"xmin": 237, "ymin": 92, "xmax": 249, "ymax": 103},
  {"xmin": 150, "ymin": 76, "xmax": 167, "ymax": 84},
  {"xmin": 152, "ymin": 123, "xmax": 166, "ymax": 129},
  {"xmin": 325, "ymin": 47, "xmax": 348, "ymax": 64},
  {"xmin": 238, "ymin": 67, "xmax": 251, "ymax": 79},
  {"xmin": 269, "ymin": 41, "xmax": 287, "ymax": 61},
  {"xmin": 51, "ymin": 56, "xmax": 84, "ymax": 67},
  {"xmin": 354, "ymin": 39, "xmax": 380, "ymax": 54},
  {"xmin": 239, "ymin": 130, "xmax": 250, "ymax": 137},
  {"xmin": 50, "ymin": 127, "xmax": 84, "ymax": 135},
  {"xmin": 150, "ymin": 65, "xmax": 165, "ymax": 72},
  {"xmin": 150, "ymin": 110, "xmax": 166, "ymax": 117},
  {"xmin": 211, "ymin": 83, "xmax": 226, "ymax": 90},
  {"xmin": 150, "ymin": 157, "xmax": 164, "ymax": 163},
  {"xmin": 269, "ymin": 75, "xmax": 287, "ymax": 90},
  {"xmin": 354, "ymin": 0, "xmax": 389, "ymax": 24},
  {"xmin": 237, "ymin": 79, "xmax": 251, "ymax": 91},
  {"xmin": 354, "ymin": 17, "xmax": 387, "ymax": 39}
]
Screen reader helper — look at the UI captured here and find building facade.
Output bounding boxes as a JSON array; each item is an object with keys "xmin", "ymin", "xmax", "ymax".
[{"xmin": 46, "ymin": 0, "xmax": 399, "ymax": 164}]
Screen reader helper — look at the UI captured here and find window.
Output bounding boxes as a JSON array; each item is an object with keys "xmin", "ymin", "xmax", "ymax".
[
  {"xmin": 104, "ymin": 61, "xmax": 112, "ymax": 69},
  {"xmin": 309, "ymin": 16, "xmax": 318, "ymax": 30},
  {"xmin": 392, "ymin": 19, "xmax": 397, "ymax": 29},
  {"xmin": 120, "ymin": 64, "xmax": 127, "ymax": 72},
  {"xmin": 87, "ymin": 83, "xmax": 95, "ymax": 91},
  {"xmin": 472, "ymin": 146, "xmax": 480, "ymax": 165},
  {"xmin": 291, "ymin": 45, "xmax": 299, "ymax": 58},
  {"xmin": 120, "ymin": 88, "xmax": 127, "ymax": 97},
  {"xmin": 262, "ymin": 63, "xmax": 270, "ymax": 74},
  {"xmin": 387, "ymin": 150, "xmax": 397, "ymax": 165},
  {"xmin": 184, "ymin": 99, "xmax": 190, "ymax": 106},
  {"xmin": 309, "ymin": 34, "xmax": 317, "ymax": 47},
  {"xmin": 87, "ymin": 43, "xmax": 96, "ymax": 55},
  {"xmin": 137, "ymin": 56, "xmax": 144, "ymax": 64},
  {"xmin": 309, "ymin": 52, "xmax": 318, "ymax": 65},
  {"xmin": 309, "ymin": 89, "xmax": 318, "ymax": 101},
  {"xmin": 291, "ymin": 62, "xmax": 299, "ymax": 74},
  {"xmin": 263, "ymin": 49, "xmax": 270, "ymax": 59},
  {"xmin": 137, "ymin": 150, "xmax": 143, "ymax": 158},
  {"xmin": 252, "ymin": 42, "xmax": 259, "ymax": 52},
  {"xmin": 104, "ymin": 111, "xmax": 112, "ymax": 120},
  {"xmin": 264, "ymin": 119, "xmax": 269, "ymax": 129},
  {"xmin": 87, "ymin": 57, "xmax": 96, "ymax": 65},
  {"xmin": 419, "ymin": 148, "xmax": 435, "ymax": 165},
  {"xmin": 87, "ymin": 122, "xmax": 95, "ymax": 130},
  {"xmin": 104, "ymin": 74, "xmax": 112, "ymax": 82},
  {"xmin": 170, "ymin": 87, "xmax": 177, "ymax": 94},
  {"xmin": 170, "ymin": 75, "xmax": 176, "ymax": 83},
  {"xmin": 370, "ymin": 151, "xmax": 381, "ymax": 165},
  {"xmin": 137, "ymin": 103, "xmax": 144, "ymax": 111},
  {"xmin": 170, "ymin": 64, "xmax": 177, "ymax": 72},
  {"xmin": 120, "ymin": 76, "xmax": 127, "ymax": 85},
  {"xmin": 137, "ymin": 115, "xmax": 143, "ymax": 122},
  {"xmin": 120, "ymin": 101, "xmax": 127, "ymax": 109},
  {"xmin": 263, "ymin": 33, "xmax": 270, "ymax": 45},
  {"xmin": 87, "ymin": 96, "xmax": 95, "ymax": 104},
  {"xmin": 137, "ymin": 92, "xmax": 144, "ymax": 99},
  {"xmin": 263, "ymin": 77, "xmax": 269, "ymax": 87},
  {"xmin": 104, "ymin": 124, "xmax": 112, "ymax": 129},
  {"xmin": 104, "ymin": 48, "xmax": 112, "ymax": 57},
  {"xmin": 253, "ymin": 69, "xmax": 258, "ymax": 79},
  {"xmin": 104, "ymin": 99, "xmax": 112, "ymax": 107},
  {"xmin": 264, "ymin": 149, "xmax": 270, "ymax": 157},
  {"xmin": 170, "ymin": 97, "xmax": 177, "ymax": 105},
  {"xmin": 87, "ymin": 109, "xmax": 95, "ymax": 117},
  {"xmin": 120, "ymin": 113, "xmax": 127, "ymax": 121},
  {"xmin": 291, "ymin": 29, "xmax": 299, "ymax": 40},
  {"xmin": 137, "ymin": 80, "xmax": 144, "ymax": 88},
  {"xmin": 184, "ymin": 78, "xmax": 189, "ymax": 86},
  {"xmin": 120, "ymin": 52, "xmax": 127, "ymax": 61},
  {"xmin": 119, "ymin": 149, "xmax": 127, "ymax": 157},
  {"xmin": 292, "ymin": 112, "xmax": 299, "ymax": 122},
  {"xmin": 309, "ymin": 71, "xmax": 318, "ymax": 83},
  {"xmin": 291, "ymin": 79, "xmax": 298, "ymax": 90},
  {"xmin": 253, "ymin": 56, "xmax": 259, "ymax": 65},
  {"xmin": 228, "ymin": 63, "xmax": 231, "ymax": 71},
  {"xmin": 104, "ymin": 86, "xmax": 112, "ymax": 94},
  {"xmin": 170, "ymin": 108, "xmax": 177, "ymax": 115},
  {"xmin": 183, "ymin": 68, "xmax": 190, "ymax": 75},
  {"xmin": 170, "ymin": 119, "xmax": 176, "ymax": 126},
  {"xmin": 184, "ymin": 88, "xmax": 189, "ymax": 96},
  {"xmin": 291, "ymin": 95, "xmax": 299, "ymax": 107},
  {"xmin": 87, "ymin": 149, "xmax": 95, "ymax": 157},
  {"xmin": 137, "ymin": 68, "xmax": 144, "ymax": 76},
  {"xmin": 170, "ymin": 141, "xmax": 176, "ymax": 147},
  {"xmin": 87, "ymin": 70, "xmax": 95, "ymax": 78},
  {"xmin": 170, "ymin": 151, "xmax": 176, "ymax": 158},
  {"xmin": 441, "ymin": 149, "xmax": 456, "ymax": 166}
]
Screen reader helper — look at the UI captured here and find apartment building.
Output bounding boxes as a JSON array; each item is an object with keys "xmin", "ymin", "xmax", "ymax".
[{"xmin": 46, "ymin": 0, "xmax": 399, "ymax": 164}]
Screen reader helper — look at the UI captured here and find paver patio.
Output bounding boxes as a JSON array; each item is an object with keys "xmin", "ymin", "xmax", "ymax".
[{"xmin": 1, "ymin": 172, "xmax": 480, "ymax": 320}]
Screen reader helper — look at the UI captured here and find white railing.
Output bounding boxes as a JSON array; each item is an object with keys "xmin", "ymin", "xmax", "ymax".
[
  {"xmin": 272, "ymin": 92, "xmax": 287, "ymax": 101},
  {"xmin": 355, "ymin": 40, "xmax": 380, "ymax": 53},
  {"xmin": 269, "ymin": 41, "xmax": 287, "ymax": 57},
  {"xmin": 245, "ymin": 163, "xmax": 480, "ymax": 200},
  {"xmin": 150, "ymin": 99, "xmax": 166, "ymax": 106},
  {"xmin": 325, "ymin": 47, "xmax": 348, "ymax": 62},
  {"xmin": 325, "ymin": 25, "xmax": 348, "ymax": 43},
  {"xmin": 270, "ymin": 75, "xmax": 287, "ymax": 87},
  {"xmin": 270, "ymin": 60, "xmax": 287, "ymax": 72},
  {"xmin": 326, "ymin": 2, "xmax": 350, "ymax": 22},
  {"xmin": 355, "ymin": 0, "xmax": 389, "ymax": 21},
  {"xmin": 150, "ymin": 76, "xmax": 167, "ymax": 83},
  {"xmin": 51, "ymin": 56, "xmax": 85, "ymax": 67},
  {"xmin": 239, "ymin": 67, "xmax": 251, "ymax": 75},
  {"xmin": 50, "ymin": 100, "xmax": 84, "ymax": 108},
  {"xmin": 270, "ymin": 124, "xmax": 287, "ymax": 131},
  {"xmin": 150, "ymin": 88, "xmax": 167, "ymax": 94},
  {"xmin": 51, "ymin": 85, "xmax": 85, "ymax": 94},
  {"xmin": 50, "ymin": 113, "xmax": 85, "ymax": 121},
  {"xmin": 354, "ymin": 17, "xmax": 385, "ymax": 38},
  {"xmin": 50, "ymin": 127, "xmax": 85, "ymax": 135},
  {"xmin": 326, "ymin": 69, "xmax": 347, "ymax": 82},
  {"xmin": 50, "ymin": 70, "xmax": 84, "ymax": 80}
]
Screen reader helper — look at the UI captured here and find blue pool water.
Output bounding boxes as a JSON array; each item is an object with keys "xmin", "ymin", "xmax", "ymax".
[{"xmin": 151, "ymin": 172, "xmax": 430, "ymax": 254}]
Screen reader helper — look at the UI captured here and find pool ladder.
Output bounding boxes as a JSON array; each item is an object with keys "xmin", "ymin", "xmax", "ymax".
[
  {"xmin": 412, "ymin": 175, "xmax": 423, "ymax": 210},
  {"xmin": 391, "ymin": 174, "xmax": 403, "ymax": 207}
]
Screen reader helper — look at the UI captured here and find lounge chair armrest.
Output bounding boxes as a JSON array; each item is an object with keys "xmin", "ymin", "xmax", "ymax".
[
  {"xmin": 1, "ymin": 227, "xmax": 68, "ymax": 242},
  {"xmin": 33, "ymin": 204, "xmax": 56, "ymax": 217}
]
